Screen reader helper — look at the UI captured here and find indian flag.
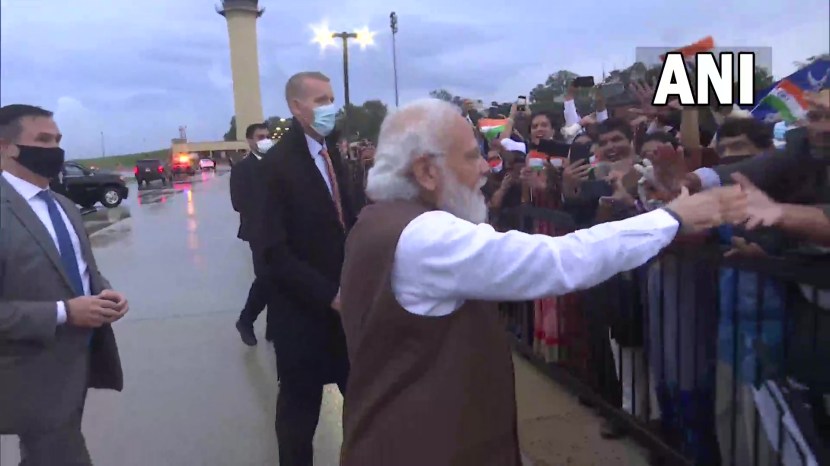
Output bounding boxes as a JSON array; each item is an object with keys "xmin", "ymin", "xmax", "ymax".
[
  {"xmin": 760, "ymin": 80, "xmax": 808, "ymax": 124},
  {"xmin": 660, "ymin": 36, "xmax": 715, "ymax": 74},
  {"xmin": 488, "ymin": 156, "xmax": 503, "ymax": 173},
  {"xmin": 478, "ymin": 118, "xmax": 508, "ymax": 140},
  {"xmin": 659, "ymin": 36, "xmax": 715, "ymax": 62},
  {"xmin": 528, "ymin": 150, "xmax": 546, "ymax": 171}
]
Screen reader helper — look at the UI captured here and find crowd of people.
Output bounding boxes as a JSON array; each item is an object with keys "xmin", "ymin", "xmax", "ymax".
[
  {"xmin": 1, "ymin": 61, "xmax": 827, "ymax": 466},
  {"xmin": 450, "ymin": 78, "xmax": 829, "ymax": 465}
]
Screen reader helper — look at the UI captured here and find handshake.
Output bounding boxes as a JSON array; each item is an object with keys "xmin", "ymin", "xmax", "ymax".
[
  {"xmin": 659, "ymin": 172, "xmax": 775, "ymax": 234},
  {"xmin": 662, "ymin": 184, "xmax": 745, "ymax": 234},
  {"xmin": 632, "ymin": 148, "xmax": 781, "ymax": 234}
]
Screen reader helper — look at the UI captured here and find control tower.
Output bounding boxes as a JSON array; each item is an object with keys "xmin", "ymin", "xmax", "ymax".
[{"xmin": 216, "ymin": 0, "xmax": 265, "ymax": 141}]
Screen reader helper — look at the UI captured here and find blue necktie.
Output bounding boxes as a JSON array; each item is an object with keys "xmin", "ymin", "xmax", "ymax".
[{"xmin": 38, "ymin": 190, "xmax": 85, "ymax": 296}]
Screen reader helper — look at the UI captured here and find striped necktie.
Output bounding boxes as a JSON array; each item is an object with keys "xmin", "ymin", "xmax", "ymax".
[{"xmin": 320, "ymin": 146, "xmax": 345, "ymax": 229}]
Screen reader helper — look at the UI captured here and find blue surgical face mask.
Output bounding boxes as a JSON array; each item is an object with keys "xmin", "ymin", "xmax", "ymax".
[{"xmin": 311, "ymin": 103, "xmax": 337, "ymax": 137}]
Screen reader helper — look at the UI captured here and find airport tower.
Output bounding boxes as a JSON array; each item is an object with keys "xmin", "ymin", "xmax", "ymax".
[{"xmin": 217, "ymin": 0, "xmax": 265, "ymax": 141}]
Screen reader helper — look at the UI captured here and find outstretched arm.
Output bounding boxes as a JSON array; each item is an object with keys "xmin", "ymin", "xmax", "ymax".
[{"xmin": 393, "ymin": 209, "xmax": 679, "ymax": 304}]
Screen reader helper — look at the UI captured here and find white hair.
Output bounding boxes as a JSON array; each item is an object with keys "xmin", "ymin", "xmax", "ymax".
[{"xmin": 365, "ymin": 98, "xmax": 463, "ymax": 202}]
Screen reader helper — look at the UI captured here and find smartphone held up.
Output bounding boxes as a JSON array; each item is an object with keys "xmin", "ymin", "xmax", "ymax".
[
  {"xmin": 572, "ymin": 76, "xmax": 595, "ymax": 88},
  {"xmin": 516, "ymin": 95, "xmax": 527, "ymax": 113}
]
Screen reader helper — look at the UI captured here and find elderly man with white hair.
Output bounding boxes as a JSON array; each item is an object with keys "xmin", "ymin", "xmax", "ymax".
[{"xmin": 337, "ymin": 98, "xmax": 748, "ymax": 466}]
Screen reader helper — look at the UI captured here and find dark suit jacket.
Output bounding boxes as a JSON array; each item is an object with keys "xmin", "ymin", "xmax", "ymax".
[
  {"xmin": 0, "ymin": 176, "xmax": 122, "ymax": 434},
  {"xmin": 258, "ymin": 120, "xmax": 356, "ymax": 386},
  {"xmin": 230, "ymin": 151, "xmax": 267, "ymax": 243}
]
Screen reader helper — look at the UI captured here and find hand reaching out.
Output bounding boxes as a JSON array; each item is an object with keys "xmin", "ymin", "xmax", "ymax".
[
  {"xmin": 730, "ymin": 173, "xmax": 783, "ymax": 229},
  {"xmin": 629, "ymin": 80, "xmax": 659, "ymax": 117},
  {"xmin": 600, "ymin": 170, "xmax": 636, "ymax": 207},
  {"xmin": 724, "ymin": 237, "xmax": 768, "ymax": 259},
  {"xmin": 665, "ymin": 185, "xmax": 748, "ymax": 234},
  {"xmin": 651, "ymin": 144, "xmax": 690, "ymax": 195}
]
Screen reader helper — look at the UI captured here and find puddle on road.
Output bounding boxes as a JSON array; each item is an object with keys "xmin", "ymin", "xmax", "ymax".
[
  {"xmin": 136, "ymin": 171, "xmax": 226, "ymax": 205},
  {"xmin": 83, "ymin": 169, "xmax": 227, "ymax": 240}
]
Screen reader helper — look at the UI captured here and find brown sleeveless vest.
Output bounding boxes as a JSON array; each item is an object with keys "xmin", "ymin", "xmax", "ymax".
[{"xmin": 339, "ymin": 200, "xmax": 520, "ymax": 466}]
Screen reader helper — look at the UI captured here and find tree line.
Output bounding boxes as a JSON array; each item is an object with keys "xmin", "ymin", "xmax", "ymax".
[{"xmin": 222, "ymin": 58, "xmax": 807, "ymax": 143}]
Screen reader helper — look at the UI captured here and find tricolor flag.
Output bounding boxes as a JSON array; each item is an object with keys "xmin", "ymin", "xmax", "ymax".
[
  {"xmin": 478, "ymin": 118, "xmax": 508, "ymax": 140},
  {"xmin": 528, "ymin": 150, "xmax": 546, "ymax": 171},
  {"xmin": 759, "ymin": 80, "xmax": 809, "ymax": 124},
  {"xmin": 488, "ymin": 155, "xmax": 503, "ymax": 173},
  {"xmin": 659, "ymin": 36, "xmax": 715, "ymax": 62}
]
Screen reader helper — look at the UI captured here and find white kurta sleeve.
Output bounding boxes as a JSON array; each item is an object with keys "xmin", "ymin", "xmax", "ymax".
[{"xmin": 392, "ymin": 209, "xmax": 679, "ymax": 316}]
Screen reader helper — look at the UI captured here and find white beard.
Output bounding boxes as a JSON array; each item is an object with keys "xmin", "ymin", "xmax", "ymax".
[{"xmin": 437, "ymin": 168, "xmax": 488, "ymax": 224}]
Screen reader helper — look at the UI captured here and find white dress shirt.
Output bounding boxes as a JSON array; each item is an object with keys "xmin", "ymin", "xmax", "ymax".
[
  {"xmin": 305, "ymin": 134, "xmax": 333, "ymax": 195},
  {"xmin": 2, "ymin": 171, "xmax": 90, "ymax": 325},
  {"xmin": 392, "ymin": 209, "xmax": 679, "ymax": 316}
]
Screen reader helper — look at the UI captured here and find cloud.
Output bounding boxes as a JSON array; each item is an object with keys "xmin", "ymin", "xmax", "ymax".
[
  {"xmin": 1, "ymin": 0, "xmax": 827, "ymax": 157},
  {"xmin": 54, "ymin": 96, "xmax": 103, "ymax": 157}
]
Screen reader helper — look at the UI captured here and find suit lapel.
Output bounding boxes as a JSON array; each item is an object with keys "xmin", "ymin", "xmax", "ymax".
[
  {"xmin": 288, "ymin": 128, "xmax": 342, "ymax": 226},
  {"xmin": 0, "ymin": 177, "xmax": 76, "ymax": 292}
]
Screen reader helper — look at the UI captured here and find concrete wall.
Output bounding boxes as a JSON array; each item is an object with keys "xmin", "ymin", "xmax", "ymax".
[
  {"xmin": 171, "ymin": 140, "xmax": 248, "ymax": 154},
  {"xmin": 224, "ymin": 10, "xmax": 264, "ymax": 141}
]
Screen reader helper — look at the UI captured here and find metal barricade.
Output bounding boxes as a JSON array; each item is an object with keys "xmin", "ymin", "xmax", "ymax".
[{"xmin": 497, "ymin": 205, "xmax": 830, "ymax": 466}]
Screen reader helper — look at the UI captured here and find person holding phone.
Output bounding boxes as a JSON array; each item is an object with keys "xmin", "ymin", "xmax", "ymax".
[{"xmin": 563, "ymin": 79, "xmax": 609, "ymax": 131}]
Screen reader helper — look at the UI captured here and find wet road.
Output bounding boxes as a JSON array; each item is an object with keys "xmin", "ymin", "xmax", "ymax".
[{"xmin": 1, "ymin": 169, "xmax": 343, "ymax": 465}]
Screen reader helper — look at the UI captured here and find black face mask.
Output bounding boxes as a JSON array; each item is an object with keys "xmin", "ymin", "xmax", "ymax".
[{"xmin": 14, "ymin": 145, "xmax": 65, "ymax": 179}]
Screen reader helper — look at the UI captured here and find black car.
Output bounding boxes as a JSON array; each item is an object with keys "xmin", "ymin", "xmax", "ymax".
[
  {"xmin": 50, "ymin": 161, "xmax": 129, "ymax": 209},
  {"xmin": 134, "ymin": 158, "xmax": 172, "ymax": 187}
]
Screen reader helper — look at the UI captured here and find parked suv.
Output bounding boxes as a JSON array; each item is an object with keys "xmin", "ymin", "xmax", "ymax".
[
  {"xmin": 50, "ymin": 161, "xmax": 129, "ymax": 208},
  {"xmin": 134, "ymin": 158, "xmax": 172, "ymax": 187}
]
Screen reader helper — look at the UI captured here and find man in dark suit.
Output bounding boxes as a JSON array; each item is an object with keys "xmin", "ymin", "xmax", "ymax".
[
  {"xmin": 0, "ymin": 104, "xmax": 128, "ymax": 465},
  {"xmin": 258, "ymin": 71, "xmax": 355, "ymax": 466},
  {"xmin": 231, "ymin": 122, "xmax": 273, "ymax": 346}
]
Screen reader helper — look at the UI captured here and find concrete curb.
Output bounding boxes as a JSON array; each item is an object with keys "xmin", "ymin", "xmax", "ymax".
[{"xmin": 89, "ymin": 216, "xmax": 133, "ymax": 239}]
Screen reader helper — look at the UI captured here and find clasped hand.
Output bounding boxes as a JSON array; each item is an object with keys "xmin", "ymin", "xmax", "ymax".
[
  {"xmin": 66, "ymin": 289, "xmax": 129, "ymax": 328},
  {"xmin": 665, "ymin": 185, "xmax": 749, "ymax": 234}
]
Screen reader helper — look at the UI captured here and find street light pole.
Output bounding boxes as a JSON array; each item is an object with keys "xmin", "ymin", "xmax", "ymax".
[
  {"xmin": 100, "ymin": 131, "xmax": 106, "ymax": 158},
  {"xmin": 332, "ymin": 31, "xmax": 357, "ymax": 138},
  {"xmin": 390, "ymin": 12, "xmax": 399, "ymax": 108}
]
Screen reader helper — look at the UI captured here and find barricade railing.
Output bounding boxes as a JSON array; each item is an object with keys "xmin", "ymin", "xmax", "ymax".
[{"xmin": 496, "ymin": 204, "xmax": 830, "ymax": 466}]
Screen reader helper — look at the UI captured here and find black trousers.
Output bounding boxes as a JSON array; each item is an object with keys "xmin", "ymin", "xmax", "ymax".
[
  {"xmin": 239, "ymin": 244, "xmax": 268, "ymax": 326},
  {"xmin": 274, "ymin": 363, "xmax": 346, "ymax": 466}
]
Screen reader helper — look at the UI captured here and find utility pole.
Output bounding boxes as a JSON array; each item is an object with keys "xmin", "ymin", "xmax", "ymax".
[
  {"xmin": 332, "ymin": 31, "xmax": 357, "ymax": 138},
  {"xmin": 100, "ymin": 131, "xmax": 106, "ymax": 157},
  {"xmin": 390, "ymin": 12, "xmax": 400, "ymax": 108}
]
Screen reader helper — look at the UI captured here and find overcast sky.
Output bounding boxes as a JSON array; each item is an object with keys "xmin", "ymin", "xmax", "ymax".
[{"xmin": 1, "ymin": 0, "xmax": 828, "ymax": 158}]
